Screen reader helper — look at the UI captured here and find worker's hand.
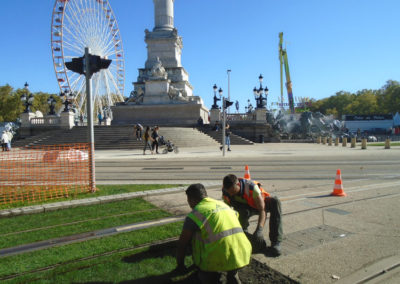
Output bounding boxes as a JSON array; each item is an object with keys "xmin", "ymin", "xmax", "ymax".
[{"xmin": 253, "ymin": 227, "xmax": 265, "ymax": 247}]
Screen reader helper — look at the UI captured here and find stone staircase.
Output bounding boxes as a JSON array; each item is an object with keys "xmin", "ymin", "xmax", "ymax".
[
  {"xmin": 13, "ymin": 126, "xmax": 221, "ymax": 150},
  {"xmin": 197, "ymin": 126, "xmax": 254, "ymax": 145}
]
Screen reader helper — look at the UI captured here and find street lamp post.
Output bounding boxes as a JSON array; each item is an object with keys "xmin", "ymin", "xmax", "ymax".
[
  {"xmin": 219, "ymin": 88, "xmax": 227, "ymax": 157},
  {"xmin": 211, "ymin": 84, "xmax": 221, "ymax": 109},
  {"xmin": 20, "ymin": 82, "xmax": 34, "ymax": 113},
  {"xmin": 247, "ymin": 99, "xmax": 253, "ymax": 113},
  {"xmin": 60, "ymin": 91, "xmax": 75, "ymax": 112},
  {"xmin": 253, "ymin": 74, "xmax": 269, "ymax": 109},
  {"xmin": 227, "ymin": 69, "xmax": 231, "ymax": 113},
  {"xmin": 47, "ymin": 96, "xmax": 57, "ymax": 115}
]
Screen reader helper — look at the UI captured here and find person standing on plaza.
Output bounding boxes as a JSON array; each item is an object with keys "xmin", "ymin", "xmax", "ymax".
[
  {"xmin": 220, "ymin": 123, "xmax": 231, "ymax": 152},
  {"xmin": 151, "ymin": 125, "xmax": 160, "ymax": 154},
  {"xmin": 176, "ymin": 183, "xmax": 251, "ymax": 284},
  {"xmin": 143, "ymin": 126, "xmax": 154, "ymax": 155},
  {"xmin": 98, "ymin": 113, "xmax": 102, "ymax": 125},
  {"xmin": 5, "ymin": 129, "xmax": 13, "ymax": 151},
  {"xmin": 135, "ymin": 123, "xmax": 143, "ymax": 141},
  {"xmin": 1, "ymin": 131, "xmax": 9, "ymax": 151},
  {"xmin": 222, "ymin": 174, "xmax": 283, "ymax": 256}
]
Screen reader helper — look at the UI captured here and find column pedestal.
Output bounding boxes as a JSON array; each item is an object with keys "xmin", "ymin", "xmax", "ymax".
[
  {"xmin": 61, "ymin": 111, "xmax": 75, "ymax": 129},
  {"xmin": 255, "ymin": 108, "xmax": 267, "ymax": 121},
  {"xmin": 210, "ymin": 108, "xmax": 221, "ymax": 125}
]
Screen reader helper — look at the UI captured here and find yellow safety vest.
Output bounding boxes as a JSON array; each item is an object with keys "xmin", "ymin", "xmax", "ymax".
[{"xmin": 188, "ymin": 197, "xmax": 252, "ymax": 272}]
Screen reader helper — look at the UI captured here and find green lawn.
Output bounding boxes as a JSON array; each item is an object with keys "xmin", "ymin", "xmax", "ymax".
[
  {"xmin": 368, "ymin": 142, "xmax": 400, "ymax": 146},
  {"xmin": 1, "ymin": 222, "xmax": 190, "ymax": 283},
  {"xmin": 0, "ymin": 198, "xmax": 172, "ymax": 249},
  {"xmin": 0, "ymin": 184, "xmax": 192, "ymax": 283},
  {"xmin": 0, "ymin": 184, "xmax": 184, "ymax": 210}
]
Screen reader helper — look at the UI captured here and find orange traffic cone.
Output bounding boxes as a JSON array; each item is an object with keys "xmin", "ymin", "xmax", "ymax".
[
  {"xmin": 331, "ymin": 169, "xmax": 346, "ymax": 196},
  {"xmin": 244, "ymin": 165, "xmax": 251, "ymax": 180}
]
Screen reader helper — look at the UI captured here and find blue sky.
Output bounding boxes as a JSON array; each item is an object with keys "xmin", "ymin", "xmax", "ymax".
[{"xmin": 0, "ymin": 0, "xmax": 399, "ymax": 112}]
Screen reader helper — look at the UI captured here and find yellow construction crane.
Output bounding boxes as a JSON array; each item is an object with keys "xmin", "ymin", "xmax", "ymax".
[{"xmin": 279, "ymin": 32, "xmax": 295, "ymax": 114}]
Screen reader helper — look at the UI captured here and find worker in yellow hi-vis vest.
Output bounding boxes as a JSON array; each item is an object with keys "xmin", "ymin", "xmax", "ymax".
[{"xmin": 176, "ymin": 183, "xmax": 251, "ymax": 284}]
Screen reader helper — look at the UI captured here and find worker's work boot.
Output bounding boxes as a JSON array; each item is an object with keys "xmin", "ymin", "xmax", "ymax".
[{"xmin": 270, "ymin": 242, "xmax": 281, "ymax": 257}]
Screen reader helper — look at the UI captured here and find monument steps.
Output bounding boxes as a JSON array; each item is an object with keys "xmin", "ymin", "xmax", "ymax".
[
  {"xmin": 13, "ymin": 126, "xmax": 222, "ymax": 150},
  {"xmin": 197, "ymin": 127, "xmax": 254, "ymax": 145}
]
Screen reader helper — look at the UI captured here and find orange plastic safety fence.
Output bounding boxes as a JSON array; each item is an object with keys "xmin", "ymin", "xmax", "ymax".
[{"xmin": 0, "ymin": 143, "xmax": 93, "ymax": 205}]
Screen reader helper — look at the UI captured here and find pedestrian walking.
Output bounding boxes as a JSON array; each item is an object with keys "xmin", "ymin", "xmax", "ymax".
[
  {"xmin": 222, "ymin": 174, "xmax": 283, "ymax": 256},
  {"xmin": 135, "ymin": 123, "xmax": 143, "ymax": 141},
  {"xmin": 176, "ymin": 183, "xmax": 251, "ymax": 284},
  {"xmin": 143, "ymin": 126, "xmax": 153, "ymax": 155},
  {"xmin": 151, "ymin": 126, "xmax": 160, "ymax": 154}
]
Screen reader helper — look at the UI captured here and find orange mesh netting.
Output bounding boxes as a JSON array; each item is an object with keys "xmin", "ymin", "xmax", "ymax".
[{"xmin": 0, "ymin": 143, "xmax": 93, "ymax": 205}]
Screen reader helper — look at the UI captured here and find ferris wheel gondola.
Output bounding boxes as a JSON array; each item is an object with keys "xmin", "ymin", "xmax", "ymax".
[{"xmin": 51, "ymin": 0, "xmax": 125, "ymax": 119}]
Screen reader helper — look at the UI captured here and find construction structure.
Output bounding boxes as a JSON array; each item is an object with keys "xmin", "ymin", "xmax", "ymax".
[{"xmin": 279, "ymin": 32, "xmax": 295, "ymax": 114}]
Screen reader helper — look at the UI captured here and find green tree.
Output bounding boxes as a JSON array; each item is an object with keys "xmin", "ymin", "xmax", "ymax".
[
  {"xmin": 0, "ymin": 85, "xmax": 24, "ymax": 122},
  {"xmin": 31, "ymin": 92, "xmax": 62, "ymax": 115},
  {"xmin": 378, "ymin": 80, "xmax": 400, "ymax": 113},
  {"xmin": 344, "ymin": 90, "xmax": 378, "ymax": 115}
]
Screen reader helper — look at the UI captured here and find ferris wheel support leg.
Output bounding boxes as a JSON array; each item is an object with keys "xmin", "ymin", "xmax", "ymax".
[{"xmin": 85, "ymin": 47, "xmax": 96, "ymax": 193}]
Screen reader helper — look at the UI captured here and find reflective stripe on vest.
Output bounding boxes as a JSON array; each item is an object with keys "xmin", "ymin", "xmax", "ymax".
[{"xmin": 191, "ymin": 208, "xmax": 243, "ymax": 244}]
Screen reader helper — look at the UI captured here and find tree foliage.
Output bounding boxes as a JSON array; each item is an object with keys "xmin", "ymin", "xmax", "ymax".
[
  {"xmin": 0, "ymin": 84, "xmax": 59, "ymax": 122},
  {"xmin": 310, "ymin": 80, "xmax": 400, "ymax": 118}
]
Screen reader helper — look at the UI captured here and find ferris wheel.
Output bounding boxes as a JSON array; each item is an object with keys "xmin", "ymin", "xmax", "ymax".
[{"xmin": 51, "ymin": 0, "xmax": 125, "ymax": 119}]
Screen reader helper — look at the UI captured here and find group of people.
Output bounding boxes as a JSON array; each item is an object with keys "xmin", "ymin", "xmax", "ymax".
[
  {"xmin": 136, "ymin": 124, "xmax": 161, "ymax": 155},
  {"xmin": 176, "ymin": 175, "xmax": 282, "ymax": 283},
  {"xmin": 1, "ymin": 129, "xmax": 12, "ymax": 152}
]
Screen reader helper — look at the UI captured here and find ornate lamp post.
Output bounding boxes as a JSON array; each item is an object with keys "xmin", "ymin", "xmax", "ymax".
[
  {"xmin": 60, "ymin": 91, "xmax": 75, "ymax": 112},
  {"xmin": 246, "ymin": 99, "xmax": 254, "ymax": 113},
  {"xmin": 253, "ymin": 74, "xmax": 269, "ymax": 109},
  {"xmin": 211, "ymin": 84, "xmax": 221, "ymax": 109},
  {"xmin": 47, "ymin": 95, "xmax": 57, "ymax": 115},
  {"xmin": 20, "ymin": 82, "xmax": 34, "ymax": 113}
]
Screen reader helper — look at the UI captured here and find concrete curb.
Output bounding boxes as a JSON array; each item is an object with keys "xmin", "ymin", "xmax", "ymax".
[{"xmin": 0, "ymin": 182, "xmax": 219, "ymax": 219}]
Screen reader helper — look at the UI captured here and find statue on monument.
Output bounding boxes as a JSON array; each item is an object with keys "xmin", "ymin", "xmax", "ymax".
[
  {"xmin": 168, "ymin": 85, "xmax": 188, "ymax": 102},
  {"xmin": 127, "ymin": 87, "xmax": 145, "ymax": 104},
  {"xmin": 150, "ymin": 57, "xmax": 168, "ymax": 80}
]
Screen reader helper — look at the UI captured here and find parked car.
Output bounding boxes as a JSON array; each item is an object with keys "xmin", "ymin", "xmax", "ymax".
[{"xmin": 367, "ymin": 136, "xmax": 378, "ymax": 142}]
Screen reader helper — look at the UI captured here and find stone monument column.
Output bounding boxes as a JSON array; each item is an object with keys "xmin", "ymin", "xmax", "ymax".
[
  {"xmin": 111, "ymin": 0, "xmax": 209, "ymax": 126},
  {"xmin": 154, "ymin": 0, "xmax": 174, "ymax": 31}
]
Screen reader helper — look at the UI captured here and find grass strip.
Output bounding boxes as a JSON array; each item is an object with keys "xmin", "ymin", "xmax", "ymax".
[
  {"xmin": 0, "ymin": 222, "xmax": 184, "ymax": 281},
  {"xmin": 0, "ymin": 198, "xmax": 171, "ymax": 249},
  {"xmin": 0, "ymin": 184, "xmax": 184, "ymax": 210},
  {"xmin": 20, "ymin": 244, "xmax": 194, "ymax": 284},
  {"xmin": 368, "ymin": 142, "xmax": 400, "ymax": 146}
]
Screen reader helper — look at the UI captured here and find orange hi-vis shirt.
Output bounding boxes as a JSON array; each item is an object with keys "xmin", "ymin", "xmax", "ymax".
[{"xmin": 223, "ymin": 178, "xmax": 270, "ymax": 210}]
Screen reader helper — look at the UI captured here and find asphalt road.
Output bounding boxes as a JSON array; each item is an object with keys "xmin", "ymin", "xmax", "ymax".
[{"xmin": 94, "ymin": 143, "xmax": 400, "ymax": 186}]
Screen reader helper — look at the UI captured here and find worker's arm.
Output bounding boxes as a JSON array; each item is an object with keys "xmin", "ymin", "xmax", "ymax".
[
  {"xmin": 176, "ymin": 229, "xmax": 194, "ymax": 269},
  {"xmin": 254, "ymin": 193, "xmax": 266, "ymax": 229}
]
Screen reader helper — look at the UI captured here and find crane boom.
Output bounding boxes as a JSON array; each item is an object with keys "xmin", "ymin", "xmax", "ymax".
[{"xmin": 279, "ymin": 32, "xmax": 295, "ymax": 114}]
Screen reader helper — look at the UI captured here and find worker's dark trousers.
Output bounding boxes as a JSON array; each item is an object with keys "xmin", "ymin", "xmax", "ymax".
[
  {"xmin": 233, "ymin": 196, "xmax": 283, "ymax": 244},
  {"xmin": 198, "ymin": 269, "xmax": 241, "ymax": 284}
]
